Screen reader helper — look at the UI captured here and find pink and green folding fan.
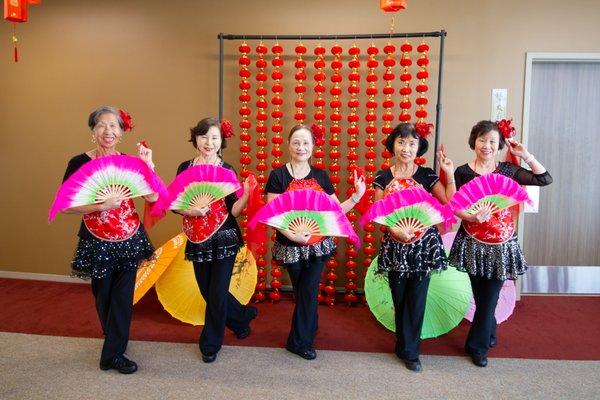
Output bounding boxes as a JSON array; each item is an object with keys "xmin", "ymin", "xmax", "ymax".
[
  {"xmin": 248, "ymin": 189, "xmax": 360, "ymax": 245},
  {"xmin": 360, "ymin": 187, "xmax": 455, "ymax": 241},
  {"xmin": 449, "ymin": 173, "xmax": 531, "ymax": 216},
  {"xmin": 153, "ymin": 164, "xmax": 243, "ymax": 215},
  {"xmin": 48, "ymin": 155, "xmax": 166, "ymax": 222}
]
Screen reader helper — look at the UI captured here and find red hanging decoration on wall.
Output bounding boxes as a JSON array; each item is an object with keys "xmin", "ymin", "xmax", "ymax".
[
  {"xmin": 4, "ymin": 0, "xmax": 42, "ymax": 62},
  {"xmin": 414, "ymin": 41, "xmax": 432, "ymax": 166},
  {"xmin": 294, "ymin": 43, "xmax": 307, "ymax": 125},
  {"xmin": 343, "ymin": 44, "xmax": 361, "ymax": 305},
  {"xmin": 379, "ymin": 0, "xmax": 407, "ymax": 12},
  {"xmin": 313, "ymin": 44, "xmax": 327, "ymax": 170},
  {"xmin": 269, "ymin": 43, "xmax": 284, "ymax": 302},
  {"xmin": 237, "ymin": 42, "xmax": 252, "ymax": 242},
  {"xmin": 399, "ymin": 41, "xmax": 413, "ymax": 123},
  {"xmin": 253, "ymin": 42, "xmax": 269, "ymax": 303}
]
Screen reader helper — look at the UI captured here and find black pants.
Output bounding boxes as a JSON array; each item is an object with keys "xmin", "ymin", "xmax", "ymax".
[
  {"xmin": 91, "ymin": 268, "xmax": 136, "ymax": 365},
  {"xmin": 388, "ymin": 271, "xmax": 431, "ymax": 361},
  {"xmin": 286, "ymin": 257, "xmax": 325, "ymax": 351},
  {"xmin": 465, "ymin": 274, "xmax": 504, "ymax": 356},
  {"xmin": 193, "ymin": 255, "xmax": 251, "ymax": 356}
]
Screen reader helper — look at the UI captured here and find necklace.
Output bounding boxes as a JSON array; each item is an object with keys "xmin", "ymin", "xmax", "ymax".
[
  {"xmin": 289, "ymin": 162, "xmax": 309, "ymax": 179},
  {"xmin": 392, "ymin": 163, "xmax": 416, "ymax": 179},
  {"xmin": 472, "ymin": 159, "xmax": 497, "ymax": 176}
]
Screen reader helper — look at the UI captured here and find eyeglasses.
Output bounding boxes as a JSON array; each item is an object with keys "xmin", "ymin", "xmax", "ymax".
[{"xmin": 94, "ymin": 123, "xmax": 120, "ymax": 132}]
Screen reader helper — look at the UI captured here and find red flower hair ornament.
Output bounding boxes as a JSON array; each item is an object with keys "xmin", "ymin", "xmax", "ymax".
[
  {"xmin": 497, "ymin": 118, "xmax": 516, "ymax": 139},
  {"xmin": 119, "ymin": 109, "xmax": 134, "ymax": 132},
  {"xmin": 220, "ymin": 119, "xmax": 235, "ymax": 138}
]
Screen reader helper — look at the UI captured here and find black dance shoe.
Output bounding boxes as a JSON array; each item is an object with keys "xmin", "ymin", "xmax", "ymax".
[
  {"xmin": 489, "ymin": 337, "xmax": 497, "ymax": 348},
  {"xmin": 471, "ymin": 354, "xmax": 488, "ymax": 367},
  {"xmin": 402, "ymin": 358, "xmax": 423, "ymax": 372},
  {"xmin": 202, "ymin": 353, "xmax": 217, "ymax": 363},
  {"xmin": 286, "ymin": 346, "xmax": 317, "ymax": 360},
  {"xmin": 100, "ymin": 355, "xmax": 138, "ymax": 374},
  {"xmin": 235, "ymin": 306, "xmax": 259, "ymax": 339}
]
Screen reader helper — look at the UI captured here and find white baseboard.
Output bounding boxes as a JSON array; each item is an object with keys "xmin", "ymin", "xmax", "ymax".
[{"xmin": 0, "ymin": 270, "xmax": 85, "ymax": 284}]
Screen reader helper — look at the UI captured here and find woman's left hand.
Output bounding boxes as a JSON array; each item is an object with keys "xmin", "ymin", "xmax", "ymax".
[
  {"xmin": 507, "ymin": 138, "xmax": 531, "ymax": 160},
  {"xmin": 437, "ymin": 149, "xmax": 454, "ymax": 175},
  {"xmin": 137, "ymin": 142, "xmax": 155, "ymax": 170},
  {"xmin": 353, "ymin": 170, "xmax": 366, "ymax": 199}
]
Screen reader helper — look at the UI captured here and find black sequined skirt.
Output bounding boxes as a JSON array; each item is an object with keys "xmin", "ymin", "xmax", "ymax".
[
  {"xmin": 448, "ymin": 225, "xmax": 527, "ymax": 281},
  {"xmin": 71, "ymin": 226, "xmax": 155, "ymax": 280},
  {"xmin": 377, "ymin": 227, "xmax": 447, "ymax": 279},
  {"xmin": 185, "ymin": 228, "xmax": 242, "ymax": 263},
  {"xmin": 272, "ymin": 237, "xmax": 335, "ymax": 266}
]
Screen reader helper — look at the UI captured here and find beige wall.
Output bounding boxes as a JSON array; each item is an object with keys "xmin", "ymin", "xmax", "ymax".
[{"xmin": 1, "ymin": 0, "xmax": 599, "ymax": 275}]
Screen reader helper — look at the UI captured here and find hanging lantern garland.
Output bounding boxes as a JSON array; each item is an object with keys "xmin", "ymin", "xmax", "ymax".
[
  {"xmin": 268, "ymin": 43, "xmax": 285, "ymax": 302},
  {"xmin": 313, "ymin": 44, "xmax": 327, "ymax": 170},
  {"xmin": 414, "ymin": 41, "xmax": 432, "ymax": 165},
  {"xmin": 253, "ymin": 42, "xmax": 269, "ymax": 303},
  {"xmin": 381, "ymin": 42, "xmax": 396, "ymax": 170},
  {"xmin": 399, "ymin": 41, "xmax": 413, "ymax": 123},
  {"xmin": 237, "ymin": 42, "xmax": 253, "ymax": 240},
  {"xmin": 343, "ymin": 44, "xmax": 361, "ymax": 305},
  {"xmin": 294, "ymin": 43, "xmax": 307, "ymax": 125},
  {"xmin": 361, "ymin": 43, "xmax": 380, "ymax": 297}
]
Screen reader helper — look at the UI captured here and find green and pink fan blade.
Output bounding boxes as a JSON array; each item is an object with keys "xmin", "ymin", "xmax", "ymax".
[
  {"xmin": 152, "ymin": 164, "xmax": 243, "ymax": 215},
  {"xmin": 48, "ymin": 155, "xmax": 166, "ymax": 222},
  {"xmin": 248, "ymin": 189, "xmax": 360, "ymax": 245},
  {"xmin": 449, "ymin": 173, "xmax": 531, "ymax": 215},
  {"xmin": 360, "ymin": 187, "xmax": 455, "ymax": 232}
]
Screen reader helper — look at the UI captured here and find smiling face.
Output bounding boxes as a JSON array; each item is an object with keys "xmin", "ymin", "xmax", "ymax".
[
  {"xmin": 393, "ymin": 135, "xmax": 420, "ymax": 164},
  {"xmin": 195, "ymin": 125, "xmax": 222, "ymax": 159},
  {"xmin": 288, "ymin": 128, "xmax": 314, "ymax": 163},
  {"xmin": 92, "ymin": 112, "xmax": 123, "ymax": 149},
  {"xmin": 474, "ymin": 129, "xmax": 500, "ymax": 161}
]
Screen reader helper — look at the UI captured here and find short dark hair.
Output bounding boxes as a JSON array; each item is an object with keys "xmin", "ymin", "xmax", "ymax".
[
  {"xmin": 468, "ymin": 120, "xmax": 506, "ymax": 150},
  {"xmin": 87, "ymin": 106, "xmax": 124, "ymax": 130},
  {"xmin": 189, "ymin": 117, "xmax": 227, "ymax": 150},
  {"xmin": 384, "ymin": 123, "xmax": 429, "ymax": 157}
]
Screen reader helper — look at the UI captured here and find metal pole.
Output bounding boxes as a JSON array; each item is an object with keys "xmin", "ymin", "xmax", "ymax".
[
  {"xmin": 218, "ymin": 31, "xmax": 443, "ymax": 41},
  {"xmin": 433, "ymin": 30, "xmax": 446, "ymax": 168},
  {"xmin": 218, "ymin": 33, "xmax": 224, "ymax": 120}
]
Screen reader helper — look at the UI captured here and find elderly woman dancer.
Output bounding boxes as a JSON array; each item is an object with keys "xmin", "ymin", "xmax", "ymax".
[
  {"xmin": 61, "ymin": 106, "xmax": 157, "ymax": 374},
  {"xmin": 449, "ymin": 120, "xmax": 552, "ymax": 367},
  {"xmin": 174, "ymin": 117, "xmax": 258, "ymax": 363},
  {"xmin": 373, "ymin": 122, "xmax": 455, "ymax": 372}
]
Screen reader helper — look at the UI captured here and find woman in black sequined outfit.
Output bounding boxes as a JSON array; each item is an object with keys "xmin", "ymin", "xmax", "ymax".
[
  {"xmin": 373, "ymin": 123, "xmax": 455, "ymax": 372},
  {"xmin": 265, "ymin": 124, "xmax": 366, "ymax": 360},
  {"xmin": 175, "ymin": 117, "xmax": 257, "ymax": 364},
  {"xmin": 61, "ymin": 106, "xmax": 158, "ymax": 374},
  {"xmin": 449, "ymin": 120, "xmax": 552, "ymax": 367}
]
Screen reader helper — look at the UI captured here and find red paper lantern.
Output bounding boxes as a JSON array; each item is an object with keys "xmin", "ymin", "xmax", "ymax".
[{"xmin": 380, "ymin": 0, "xmax": 407, "ymax": 12}]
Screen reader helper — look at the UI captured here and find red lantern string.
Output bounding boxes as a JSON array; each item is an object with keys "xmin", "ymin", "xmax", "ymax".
[
  {"xmin": 238, "ymin": 42, "xmax": 252, "ymax": 240},
  {"xmin": 414, "ymin": 41, "xmax": 431, "ymax": 166},
  {"xmin": 253, "ymin": 42, "xmax": 269, "ymax": 303},
  {"xmin": 399, "ymin": 41, "xmax": 413, "ymax": 123},
  {"xmin": 381, "ymin": 42, "xmax": 396, "ymax": 170},
  {"xmin": 343, "ymin": 44, "xmax": 361, "ymax": 305},
  {"xmin": 269, "ymin": 43, "xmax": 284, "ymax": 302},
  {"xmin": 322, "ymin": 43, "xmax": 344, "ymax": 306},
  {"xmin": 361, "ymin": 43, "xmax": 380, "ymax": 290},
  {"xmin": 294, "ymin": 43, "xmax": 307, "ymax": 125},
  {"xmin": 313, "ymin": 44, "xmax": 327, "ymax": 170}
]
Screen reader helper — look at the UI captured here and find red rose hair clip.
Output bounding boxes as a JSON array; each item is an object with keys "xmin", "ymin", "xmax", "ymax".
[
  {"xmin": 220, "ymin": 119, "xmax": 235, "ymax": 138},
  {"xmin": 118, "ymin": 109, "xmax": 134, "ymax": 132},
  {"xmin": 497, "ymin": 118, "xmax": 516, "ymax": 139},
  {"xmin": 310, "ymin": 123, "xmax": 325, "ymax": 146}
]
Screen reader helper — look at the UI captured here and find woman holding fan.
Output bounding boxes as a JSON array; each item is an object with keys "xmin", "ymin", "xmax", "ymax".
[
  {"xmin": 60, "ymin": 106, "xmax": 158, "ymax": 374},
  {"xmin": 174, "ymin": 117, "xmax": 257, "ymax": 364},
  {"xmin": 264, "ymin": 124, "xmax": 366, "ymax": 360},
  {"xmin": 370, "ymin": 122, "xmax": 455, "ymax": 372},
  {"xmin": 449, "ymin": 120, "xmax": 552, "ymax": 367}
]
